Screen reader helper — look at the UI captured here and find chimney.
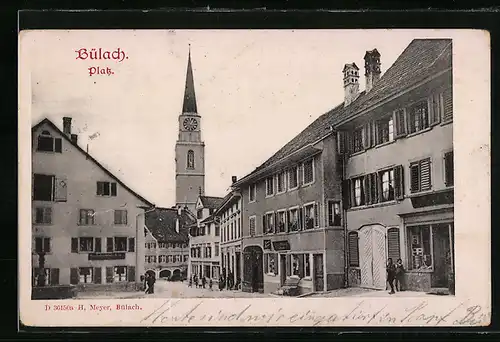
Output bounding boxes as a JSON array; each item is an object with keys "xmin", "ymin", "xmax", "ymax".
[
  {"xmin": 232, "ymin": 176, "xmax": 237, "ymax": 184},
  {"xmin": 62, "ymin": 117, "xmax": 72, "ymax": 135},
  {"xmin": 364, "ymin": 49, "xmax": 381, "ymax": 93},
  {"xmin": 342, "ymin": 63, "xmax": 360, "ymax": 107},
  {"xmin": 70, "ymin": 134, "xmax": 78, "ymax": 144}
]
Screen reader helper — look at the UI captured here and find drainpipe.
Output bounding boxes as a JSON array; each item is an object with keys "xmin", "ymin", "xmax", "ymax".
[
  {"xmin": 136, "ymin": 206, "xmax": 156, "ymax": 285},
  {"xmin": 341, "ymin": 133, "xmax": 349, "ymax": 289}
]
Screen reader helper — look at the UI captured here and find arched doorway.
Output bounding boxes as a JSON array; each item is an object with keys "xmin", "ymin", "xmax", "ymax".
[
  {"xmin": 243, "ymin": 246, "xmax": 263, "ymax": 293},
  {"xmin": 146, "ymin": 269, "xmax": 156, "ymax": 279},
  {"xmin": 358, "ymin": 225, "xmax": 386, "ymax": 290},
  {"xmin": 171, "ymin": 269, "xmax": 181, "ymax": 281},
  {"xmin": 159, "ymin": 269, "xmax": 171, "ymax": 279}
]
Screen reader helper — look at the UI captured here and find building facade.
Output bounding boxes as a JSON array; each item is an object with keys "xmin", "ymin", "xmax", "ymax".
[
  {"xmin": 233, "ymin": 117, "xmax": 345, "ymax": 294},
  {"xmin": 143, "ymin": 207, "xmax": 195, "ymax": 280},
  {"xmin": 175, "ymin": 48, "xmax": 205, "ymax": 214},
  {"xmin": 214, "ymin": 182, "xmax": 243, "ymax": 288},
  {"xmin": 335, "ymin": 39, "xmax": 454, "ymax": 292},
  {"xmin": 188, "ymin": 196, "xmax": 224, "ymax": 283},
  {"xmin": 32, "ymin": 117, "xmax": 153, "ymax": 292}
]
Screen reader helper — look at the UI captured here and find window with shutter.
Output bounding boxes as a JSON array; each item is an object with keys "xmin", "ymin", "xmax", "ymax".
[
  {"xmin": 71, "ymin": 238, "xmax": 78, "ymax": 253},
  {"xmin": 365, "ymin": 175, "xmax": 372, "ymax": 205},
  {"xmin": 106, "ymin": 267, "xmax": 114, "ymax": 283},
  {"xmin": 337, "ymin": 131, "xmax": 345, "ymax": 154},
  {"xmin": 444, "ymin": 151, "xmax": 454, "ymax": 187},
  {"xmin": 128, "ymin": 238, "xmax": 135, "ymax": 252},
  {"xmin": 94, "ymin": 267, "xmax": 102, "ymax": 284},
  {"xmin": 111, "ymin": 183, "xmax": 117, "ymax": 196},
  {"xmin": 249, "ymin": 216, "xmax": 256, "ymax": 237},
  {"xmin": 429, "ymin": 93, "xmax": 442, "ymax": 125},
  {"xmin": 442, "ymin": 88, "xmax": 453, "ymax": 122},
  {"xmin": 262, "ymin": 215, "xmax": 267, "ymax": 234},
  {"xmin": 410, "ymin": 158, "xmax": 432, "ymax": 193},
  {"xmin": 387, "ymin": 228, "xmax": 401, "ymax": 261},
  {"xmin": 70, "ymin": 268, "xmax": 79, "ymax": 285},
  {"xmin": 348, "ymin": 232, "xmax": 360, "ymax": 267},
  {"xmin": 106, "ymin": 237, "xmax": 114, "ymax": 252},
  {"xmin": 54, "ymin": 177, "xmax": 67, "ymax": 202},
  {"xmin": 394, "ymin": 109, "xmax": 407, "ymax": 138},
  {"xmin": 127, "ymin": 266, "xmax": 136, "ymax": 282},
  {"xmin": 394, "ymin": 165, "xmax": 405, "ymax": 200},
  {"xmin": 370, "ymin": 173, "xmax": 379, "ymax": 204},
  {"xmin": 50, "ymin": 268, "xmax": 59, "ymax": 285},
  {"xmin": 95, "ymin": 238, "xmax": 102, "ymax": 252}
]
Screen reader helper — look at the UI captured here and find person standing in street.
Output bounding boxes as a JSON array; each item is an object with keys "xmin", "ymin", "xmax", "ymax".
[{"xmin": 386, "ymin": 258, "xmax": 396, "ymax": 295}]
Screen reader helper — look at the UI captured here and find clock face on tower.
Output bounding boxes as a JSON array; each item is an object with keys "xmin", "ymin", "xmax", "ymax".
[{"xmin": 183, "ymin": 118, "xmax": 198, "ymax": 131}]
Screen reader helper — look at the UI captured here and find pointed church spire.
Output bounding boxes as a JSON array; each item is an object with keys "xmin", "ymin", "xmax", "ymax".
[{"xmin": 182, "ymin": 44, "xmax": 198, "ymax": 113}]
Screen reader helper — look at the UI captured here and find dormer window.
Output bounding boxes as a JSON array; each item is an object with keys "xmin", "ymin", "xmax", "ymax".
[{"xmin": 37, "ymin": 131, "xmax": 62, "ymax": 153}]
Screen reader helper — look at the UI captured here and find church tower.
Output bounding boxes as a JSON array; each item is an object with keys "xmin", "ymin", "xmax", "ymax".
[{"xmin": 175, "ymin": 46, "xmax": 205, "ymax": 214}]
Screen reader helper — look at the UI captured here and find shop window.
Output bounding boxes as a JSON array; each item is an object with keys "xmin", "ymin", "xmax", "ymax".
[
  {"xmin": 288, "ymin": 166, "xmax": 299, "ymax": 189},
  {"xmin": 444, "ymin": 151, "xmax": 454, "ymax": 187},
  {"xmin": 410, "ymin": 158, "xmax": 432, "ymax": 193},
  {"xmin": 264, "ymin": 253, "xmax": 277, "ymax": 275},
  {"xmin": 407, "ymin": 225, "xmax": 433, "ymax": 270},
  {"xmin": 348, "ymin": 232, "xmax": 359, "ymax": 267},
  {"xmin": 113, "ymin": 266, "xmax": 127, "ymax": 282},
  {"xmin": 34, "ymin": 207, "xmax": 52, "ymax": 224},
  {"xmin": 328, "ymin": 201, "xmax": 341, "ymax": 226},
  {"xmin": 277, "ymin": 211, "xmax": 286, "ymax": 233},
  {"xmin": 290, "ymin": 254, "xmax": 309, "ymax": 278},
  {"xmin": 79, "ymin": 267, "xmax": 94, "ymax": 284}
]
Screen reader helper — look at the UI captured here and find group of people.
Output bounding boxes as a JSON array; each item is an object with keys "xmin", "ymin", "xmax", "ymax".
[
  {"xmin": 187, "ymin": 269, "xmax": 241, "ymax": 292},
  {"xmin": 140, "ymin": 273, "xmax": 156, "ymax": 294},
  {"xmin": 188, "ymin": 274, "xmax": 213, "ymax": 290},
  {"xmin": 386, "ymin": 258, "xmax": 405, "ymax": 294}
]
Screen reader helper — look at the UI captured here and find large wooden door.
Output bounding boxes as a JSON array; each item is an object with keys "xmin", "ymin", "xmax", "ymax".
[
  {"xmin": 359, "ymin": 225, "xmax": 387, "ymax": 290},
  {"xmin": 280, "ymin": 254, "xmax": 287, "ymax": 286},
  {"xmin": 313, "ymin": 254, "xmax": 324, "ymax": 292},
  {"xmin": 242, "ymin": 246, "xmax": 264, "ymax": 293}
]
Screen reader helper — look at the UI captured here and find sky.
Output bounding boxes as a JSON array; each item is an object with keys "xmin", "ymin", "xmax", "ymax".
[{"xmin": 23, "ymin": 29, "xmax": 455, "ymax": 208}]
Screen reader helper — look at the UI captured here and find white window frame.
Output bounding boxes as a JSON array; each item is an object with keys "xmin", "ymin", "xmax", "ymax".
[
  {"xmin": 303, "ymin": 201, "xmax": 316, "ymax": 230},
  {"xmin": 276, "ymin": 209, "xmax": 287, "ymax": 234},
  {"xmin": 276, "ymin": 171, "xmax": 286, "ymax": 194},
  {"xmin": 264, "ymin": 210, "xmax": 275, "ymax": 234},
  {"xmin": 34, "ymin": 236, "xmax": 52, "ymax": 254},
  {"xmin": 302, "ymin": 158, "xmax": 315, "ymax": 186},
  {"xmin": 376, "ymin": 115, "xmax": 395, "ymax": 145},
  {"xmin": 113, "ymin": 266, "xmax": 127, "ymax": 282},
  {"xmin": 288, "ymin": 205, "xmax": 300, "ymax": 232},
  {"xmin": 79, "ymin": 267, "xmax": 94, "ymax": 284}
]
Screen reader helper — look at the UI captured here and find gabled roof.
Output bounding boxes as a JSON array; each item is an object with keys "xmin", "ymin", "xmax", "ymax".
[
  {"xmin": 182, "ymin": 46, "xmax": 198, "ymax": 114},
  {"xmin": 198, "ymin": 196, "xmax": 224, "ymax": 209},
  {"xmin": 32, "ymin": 118, "xmax": 154, "ymax": 207},
  {"xmin": 145, "ymin": 207, "xmax": 196, "ymax": 242},
  {"xmin": 233, "ymin": 39, "xmax": 452, "ymax": 187}
]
